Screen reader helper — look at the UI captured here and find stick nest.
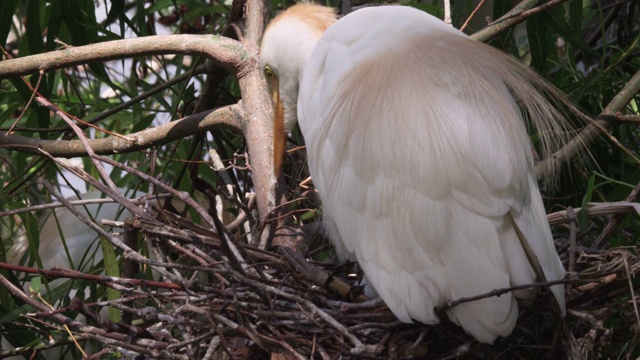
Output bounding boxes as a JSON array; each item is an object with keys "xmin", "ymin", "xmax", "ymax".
[{"xmin": 1, "ymin": 195, "xmax": 639, "ymax": 360}]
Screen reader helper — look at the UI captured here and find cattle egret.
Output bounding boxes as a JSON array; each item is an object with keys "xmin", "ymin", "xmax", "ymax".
[
  {"xmin": 261, "ymin": 4, "xmax": 567, "ymax": 343},
  {"xmin": 8, "ymin": 190, "xmax": 142, "ymax": 271}
]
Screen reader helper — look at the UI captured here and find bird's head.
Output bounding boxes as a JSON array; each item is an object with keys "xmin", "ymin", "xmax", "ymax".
[{"xmin": 260, "ymin": 4, "xmax": 336, "ymax": 174}]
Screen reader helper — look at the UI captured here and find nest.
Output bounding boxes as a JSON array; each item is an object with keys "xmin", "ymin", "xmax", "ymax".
[{"xmin": 1, "ymin": 194, "xmax": 639, "ymax": 360}]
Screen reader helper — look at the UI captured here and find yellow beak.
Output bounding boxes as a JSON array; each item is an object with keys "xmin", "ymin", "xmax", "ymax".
[{"xmin": 270, "ymin": 81, "xmax": 286, "ymax": 176}]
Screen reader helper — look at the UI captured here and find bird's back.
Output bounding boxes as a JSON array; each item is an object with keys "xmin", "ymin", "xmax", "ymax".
[{"xmin": 298, "ymin": 6, "xmax": 565, "ymax": 343}]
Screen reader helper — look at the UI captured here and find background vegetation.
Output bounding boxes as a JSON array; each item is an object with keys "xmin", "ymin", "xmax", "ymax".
[{"xmin": 0, "ymin": 0, "xmax": 639, "ymax": 358}]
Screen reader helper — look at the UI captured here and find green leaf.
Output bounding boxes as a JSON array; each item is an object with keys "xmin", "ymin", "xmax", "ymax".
[
  {"xmin": 100, "ymin": 235, "xmax": 122, "ymax": 323},
  {"xmin": 0, "ymin": 0, "xmax": 18, "ymax": 47},
  {"xmin": 19, "ymin": 211, "xmax": 42, "ymax": 269},
  {"xmin": 29, "ymin": 276, "xmax": 42, "ymax": 294},
  {"xmin": 579, "ymin": 174, "xmax": 595, "ymax": 229}
]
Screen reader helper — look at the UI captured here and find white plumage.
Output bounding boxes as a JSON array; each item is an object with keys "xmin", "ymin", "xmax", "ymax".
[
  {"xmin": 261, "ymin": 4, "xmax": 566, "ymax": 343},
  {"xmin": 9, "ymin": 190, "xmax": 138, "ymax": 271}
]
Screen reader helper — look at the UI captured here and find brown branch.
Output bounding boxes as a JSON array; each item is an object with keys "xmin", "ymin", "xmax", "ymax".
[
  {"xmin": 0, "ymin": 104, "xmax": 243, "ymax": 157},
  {"xmin": 436, "ymin": 277, "xmax": 578, "ymax": 314},
  {"xmin": 90, "ymin": 154, "xmax": 217, "ymax": 229},
  {"xmin": 472, "ymin": 0, "xmax": 570, "ymax": 43},
  {"xmin": 0, "ymin": 35, "xmax": 245, "ymax": 78},
  {"xmin": 459, "ymin": 0, "xmax": 489, "ymax": 33},
  {"xmin": 0, "ymin": 262, "xmax": 182, "ymax": 291},
  {"xmin": 235, "ymin": 0, "xmax": 280, "ymax": 234},
  {"xmin": 592, "ymin": 179, "xmax": 640, "ymax": 248},
  {"xmin": 36, "ymin": 97, "xmax": 120, "ymax": 194},
  {"xmin": 0, "ymin": 272, "xmax": 172, "ymax": 357},
  {"xmin": 243, "ymin": 0, "xmax": 267, "ymax": 46},
  {"xmin": 547, "ymin": 201, "xmax": 640, "ymax": 226}
]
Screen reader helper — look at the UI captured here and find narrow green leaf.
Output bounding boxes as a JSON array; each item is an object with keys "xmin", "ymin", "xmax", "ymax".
[
  {"xmin": 579, "ymin": 174, "xmax": 596, "ymax": 228},
  {"xmin": 0, "ymin": 0, "xmax": 19, "ymax": 47},
  {"xmin": 100, "ymin": 236, "xmax": 122, "ymax": 323}
]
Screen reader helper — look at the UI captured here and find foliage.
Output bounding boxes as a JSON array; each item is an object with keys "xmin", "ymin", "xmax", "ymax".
[{"xmin": 0, "ymin": 0, "xmax": 639, "ymax": 359}]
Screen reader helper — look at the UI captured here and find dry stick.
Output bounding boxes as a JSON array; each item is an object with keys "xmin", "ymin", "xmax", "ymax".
[
  {"xmin": 220, "ymin": 266, "xmax": 373, "ymax": 354},
  {"xmin": 210, "ymin": 310, "xmax": 307, "ymax": 360},
  {"xmin": 36, "ymin": 96, "xmax": 119, "ymax": 194},
  {"xmin": 205, "ymin": 189, "xmax": 257, "ymax": 278},
  {"xmin": 623, "ymin": 254, "xmax": 640, "ymax": 331},
  {"xmin": 7, "ymin": 70, "xmax": 44, "ymax": 134},
  {"xmin": 0, "ymin": 261, "xmax": 180, "ymax": 291},
  {"xmin": 40, "ymin": 180, "xmax": 180, "ymax": 283},
  {"xmin": 435, "ymin": 277, "xmax": 577, "ymax": 313},
  {"xmin": 134, "ymin": 222, "xmax": 282, "ymax": 265},
  {"xmin": 443, "ymin": 0, "xmax": 452, "ymax": 25},
  {"xmin": 92, "ymin": 154, "xmax": 216, "ymax": 229},
  {"xmin": 472, "ymin": 0, "xmax": 570, "ymax": 43},
  {"xmin": 0, "ymin": 194, "xmax": 165, "ymax": 218},
  {"xmin": 547, "ymin": 201, "xmax": 640, "ymax": 226},
  {"xmin": 0, "ymin": 273, "xmax": 170, "ymax": 357},
  {"xmin": 459, "ymin": 0, "xmax": 488, "ymax": 32},
  {"xmin": 38, "ymin": 150, "xmax": 152, "ymax": 222}
]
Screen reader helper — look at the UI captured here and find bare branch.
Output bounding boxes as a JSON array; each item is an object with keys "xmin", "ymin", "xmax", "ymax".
[
  {"xmin": 0, "ymin": 105, "xmax": 243, "ymax": 157},
  {"xmin": 0, "ymin": 35, "xmax": 246, "ymax": 78},
  {"xmin": 472, "ymin": 0, "xmax": 570, "ymax": 43}
]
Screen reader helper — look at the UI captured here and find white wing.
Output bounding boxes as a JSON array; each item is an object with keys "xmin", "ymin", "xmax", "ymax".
[
  {"xmin": 9, "ymin": 190, "xmax": 138, "ymax": 270},
  {"xmin": 298, "ymin": 6, "xmax": 565, "ymax": 343}
]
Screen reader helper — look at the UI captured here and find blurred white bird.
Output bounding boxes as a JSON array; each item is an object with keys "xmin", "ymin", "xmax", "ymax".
[
  {"xmin": 4, "ymin": 189, "xmax": 144, "ymax": 360},
  {"xmin": 261, "ymin": 4, "xmax": 568, "ymax": 343},
  {"xmin": 8, "ymin": 190, "xmax": 142, "ymax": 271}
]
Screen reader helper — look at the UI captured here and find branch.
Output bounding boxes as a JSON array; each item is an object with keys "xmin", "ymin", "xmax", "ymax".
[
  {"xmin": 535, "ymin": 68, "xmax": 640, "ymax": 177},
  {"xmin": 0, "ymin": 104, "xmax": 243, "ymax": 157},
  {"xmin": 0, "ymin": 35, "xmax": 245, "ymax": 78},
  {"xmin": 235, "ymin": 0, "xmax": 280, "ymax": 231},
  {"xmin": 472, "ymin": 0, "xmax": 570, "ymax": 43},
  {"xmin": 0, "ymin": 272, "xmax": 171, "ymax": 357},
  {"xmin": 0, "ymin": 262, "xmax": 182, "ymax": 291},
  {"xmin": 435, "ymin": 277, "xmax": 578, "ymax": 314}
]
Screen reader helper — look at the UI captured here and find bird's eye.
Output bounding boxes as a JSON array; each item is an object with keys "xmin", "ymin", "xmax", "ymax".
[{"xmin": 264, "ymin": 65, "xmax": 276, "ymax": 80}]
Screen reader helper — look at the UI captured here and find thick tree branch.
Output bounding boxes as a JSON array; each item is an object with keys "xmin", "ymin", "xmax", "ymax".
[
  {"xmin": 0, "ymin": 35, "xmax": 245, "ymax": 78},
  {"xmin": 0, "ymin": 105, "xmax": 242, "ymax": 157},
  {"xmin": 236, "ymin": 0, "xmax": 279, "ymax": 230}
]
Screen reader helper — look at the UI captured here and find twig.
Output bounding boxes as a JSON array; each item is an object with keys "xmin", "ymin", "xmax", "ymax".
[
  {"xmin": 547, "ymin": 201, "xmax": 640, "ymax": 226},
  {"xmin": 436, "ymin": 277, "xmax": 577, "ymax": 313},
  {"xmin": 623, "ymin": 254, "xmax": 640, "ymax": 331},
  {"xmin": 472, "ymin": 0, "xmax": 570, "ymax": 43},
  {"xmin": 592, "ymin": 179, "xmax": 640, "ymax": 248},
  {"xmin": 36, "ymin": 97, "xmax": 120, "ymax": 194},
  {"xmin": 7, "ymin": 70, "xmax": 44, "ymax": 134},
  {"xmin": 460, "ymin": 0, "xmax": 488, "ymax": 32}
]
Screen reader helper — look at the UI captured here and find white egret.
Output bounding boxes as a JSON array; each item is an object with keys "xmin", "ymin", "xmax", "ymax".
[
  {"xmin": 8, "ymin": 190, "xmax": 143, "ymax": 271},
  {"xmin": 261, "ymin": 4, "xmax": 568, "ymax": 343},
  {"xmin": 4, "ymin": 190, "xmax": 144, "ymax": 360}
]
